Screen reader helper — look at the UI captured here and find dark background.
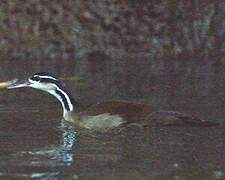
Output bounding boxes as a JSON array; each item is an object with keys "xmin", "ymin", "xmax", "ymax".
[
  {"xmin": 0, "ymin": 1, "xmax": 224, "ymax": 179},
  {"xmin": 0, "ymin": 0, "xmax": 224, "ymax": 121}
]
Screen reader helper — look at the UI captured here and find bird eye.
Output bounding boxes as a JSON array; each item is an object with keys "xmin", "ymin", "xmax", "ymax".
[{"xmin": 30, "ymin": 76, "xmax": 41, "ymax": 82}]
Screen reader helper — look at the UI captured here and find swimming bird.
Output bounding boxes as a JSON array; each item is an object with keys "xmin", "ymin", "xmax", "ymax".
[{"xmin": 5, "ymin": 72, "xmax": 219, "ymax": 131}]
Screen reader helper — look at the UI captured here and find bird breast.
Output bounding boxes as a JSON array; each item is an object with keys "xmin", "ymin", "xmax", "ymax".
[
  {"xmin": 64, "ymin": 111, "xmax": 124, "ymax": 131},
  {"xmin": 81, "ymin": 113, "xmax": 124, "ymax": 131}
]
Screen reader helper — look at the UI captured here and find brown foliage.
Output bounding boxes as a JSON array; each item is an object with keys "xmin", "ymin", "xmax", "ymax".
[{"xmin": 0, "ymin": 0, "xmax": 223, "ymax": 60}]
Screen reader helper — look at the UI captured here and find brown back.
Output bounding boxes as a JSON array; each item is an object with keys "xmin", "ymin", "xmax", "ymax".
[{"xmin": 83, "ymin": 100, "xmax": 154, "ymax": 123}]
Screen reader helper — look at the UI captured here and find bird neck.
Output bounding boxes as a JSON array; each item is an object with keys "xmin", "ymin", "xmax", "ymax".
[{"xmin": 49, "ymin": 87, "xmax": 75, "ymax": 117}]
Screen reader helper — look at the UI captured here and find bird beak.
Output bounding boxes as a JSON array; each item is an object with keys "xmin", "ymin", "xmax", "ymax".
[
  {"xmin": 0, "ymin": 79, "xmax": 19, "ymax": 89},
  {"xmin": 6, "ymin": 79, "xmax": 31, "ymax": 89}
]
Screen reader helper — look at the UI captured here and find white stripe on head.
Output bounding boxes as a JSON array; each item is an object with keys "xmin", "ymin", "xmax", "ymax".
[{"xmin": 34, "ymin": 75, "xmax": 57, "ymax": 80}]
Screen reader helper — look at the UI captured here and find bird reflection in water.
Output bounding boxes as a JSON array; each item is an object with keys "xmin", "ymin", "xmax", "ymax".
[
  {"xmin": 14, "ymin": 121, "xmax": 77, "ymax": 166},
  {"xmin": 54, "ymin": 121, "xmax": 77, "ymax": 165}
]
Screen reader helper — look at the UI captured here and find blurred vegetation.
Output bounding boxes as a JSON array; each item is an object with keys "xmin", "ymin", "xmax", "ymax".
[
  {"xmin": 0, "ymin": 1, "xmax": 224, "ymax": 121},
  {"xmin": 0, "ymin": 0, "xmax": 223, "ymax": 61}
]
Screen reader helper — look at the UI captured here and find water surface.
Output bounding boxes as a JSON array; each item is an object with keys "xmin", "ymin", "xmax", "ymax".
[{"xmin": 0, "ymin": 60, "xmax": 224, "ymax": 179}]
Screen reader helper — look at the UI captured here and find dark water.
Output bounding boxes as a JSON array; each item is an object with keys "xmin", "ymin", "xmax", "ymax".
[{"xmin": 0, "ymin": 59, "xmax": 224, "ymax": 179}]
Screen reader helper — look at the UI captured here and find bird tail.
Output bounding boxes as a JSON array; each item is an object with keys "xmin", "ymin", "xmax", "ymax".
[{"xmin": 191, "ymin": 120, "xmax": 220, "ymax": 127}]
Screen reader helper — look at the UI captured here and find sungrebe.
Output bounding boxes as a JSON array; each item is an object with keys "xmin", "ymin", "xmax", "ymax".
[{"xmin": 5, "ymin": 72, "xmax": 219, "ymax": 131}]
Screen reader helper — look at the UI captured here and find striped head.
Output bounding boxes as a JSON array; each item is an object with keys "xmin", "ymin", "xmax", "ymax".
[{"xmin": 8, "ymin": 72, "xmax": 75, "ymax": 114}]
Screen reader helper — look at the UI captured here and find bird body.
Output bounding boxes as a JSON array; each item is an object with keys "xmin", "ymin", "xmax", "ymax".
[
  {"xmin": 5, "ymin": 72, "xmax": 219, "ymax": 132},
  {"xmin": 63, "ymin": 111, "xmax": 123, "ymax": 131}
]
